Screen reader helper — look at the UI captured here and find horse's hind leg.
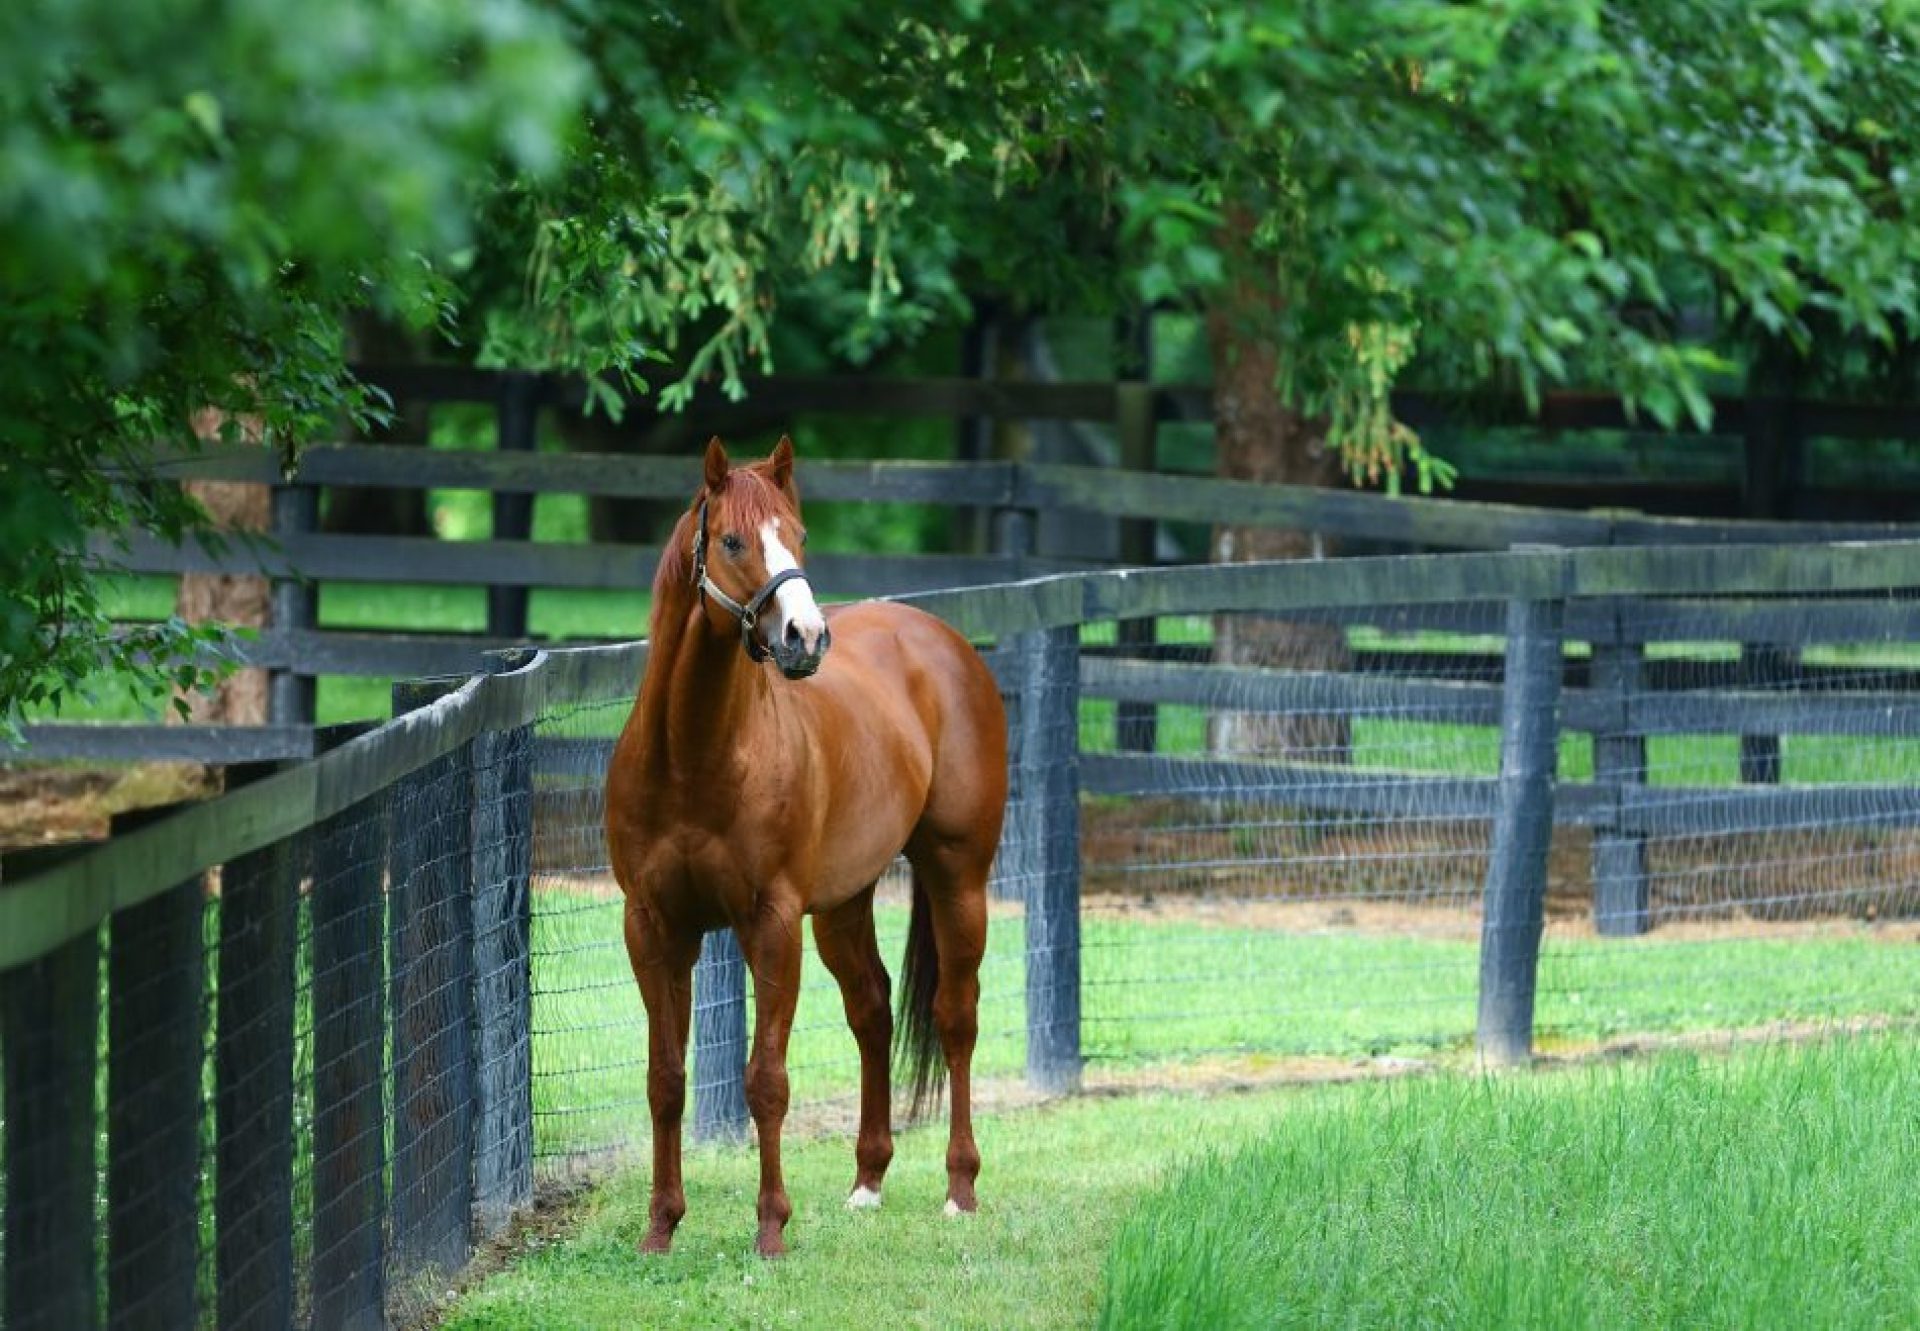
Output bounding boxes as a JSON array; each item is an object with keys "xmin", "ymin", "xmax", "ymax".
[
  {"xmin": 908, "ymin": 841, "xmax": 990, "ymax": 1215},
  {"xmin": 812, "ymin": 886, "xmax": 894, "ymax": 1207},
  {"xmin": 623, "ymin": 904, "xmax": 701, "ymax": 1254}
]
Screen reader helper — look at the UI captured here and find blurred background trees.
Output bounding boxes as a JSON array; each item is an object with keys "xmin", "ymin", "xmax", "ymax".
[{"xmin": 7, "ymin": 0, "xmax": 1920, "ymax": 735}]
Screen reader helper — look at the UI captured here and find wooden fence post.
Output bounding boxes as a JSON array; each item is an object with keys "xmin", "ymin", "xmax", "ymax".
[
  {"xmin": 1020, "ymin": 623, "xmax": 1083, "ymax": 1093},
  {"xmin": 105, "ymin": 805, "xmax": 204, "ymax": 1331},
  {"xmin": 388, "ymin": 680, "xmax": 477, "ymax": 1286},
  {"xmin": 1114, "ymin": 378, "xmax": 1159, "ymax": 754},
  {"xmin": 1591, "ymin": 599, "xmax": 1650, "ymax": 936},
  {"xmin": 1, "ymin": 845, "xmax": 101, "ymax": 1331},
  {"xmin": 1739, "ymin": 643, "xmax": 1791, "ymax": 784},
  {"xmin": 270, "ymin": 482, "xmax": 319, "ymax": 726},
  {"xmin": 471, "ymin": 702, "xmax": 537, "ymax": 1235},
  {"xmin": 309, "ymin": 724, "xmax": 389, "ymax": 1331},
  {"xmin": 216, "ymin": 767, "xmax": 301, "ymax": 1330},
  {"xmin": 953, "ymin": 312, "xmax": 997, "ymax": 556},
  {"xmin": 488, "ymin": 372, "xmax": 541, "ymax": 640},
  {"xmin": 992, "ymin": 503, "xmax": 1036, "ymax": 581},
  {"xmin": 692, "ymin": 930, "xmax": 751, "ymax": 1141},
  {"xmin": 1477, "ymin": 573, "xmax": 1566, "ymax": 1064},
  {"xmin": 1739, "ymin": 348, "xmax": 1800, "ymax": 785}
]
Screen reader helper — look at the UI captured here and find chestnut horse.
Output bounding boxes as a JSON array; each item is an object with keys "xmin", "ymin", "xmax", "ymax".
[{"xmin": 605, "ymin": 436, "xmax": 1007, "ymax": 1257}]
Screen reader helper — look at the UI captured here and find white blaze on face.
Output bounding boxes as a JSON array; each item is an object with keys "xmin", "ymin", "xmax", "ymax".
[{"xmin": 761, "ymin": 517, "xmax": 826, "ymax": 652}]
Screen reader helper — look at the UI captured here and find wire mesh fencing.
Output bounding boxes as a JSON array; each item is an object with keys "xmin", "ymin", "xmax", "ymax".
[
  {"xmin": 1077, "ymin": 602, "xmax": 1508, "ymax": 1067},
  {"xmin": 8, "ymin": 545, "xmax": 1920, "ymax": 1330},
  {"xmin": 1075, "ymin": 587, "xmax": 1920, "ymax": 1078},
  {"xmin": 0, "ymin": 693, "xmax": 535, "ymax": 1330},
  {"xmin": 1534, "ymin": 592, "xmax": 1920, "ymax": 1046}
]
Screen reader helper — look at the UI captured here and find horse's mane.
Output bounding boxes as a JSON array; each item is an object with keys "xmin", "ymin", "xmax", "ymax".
[{"xmin": 648, "ymin": 464, "xmax": 791, "ymax": 643}]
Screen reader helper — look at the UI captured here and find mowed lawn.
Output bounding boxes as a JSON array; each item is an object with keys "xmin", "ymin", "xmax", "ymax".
[
  {"xmin": 525, "ymin": 886, "xmax": 1920, "ymax": 1160},
  {"xmin": 448, "ymin": 1033, "xmax": 1920, "ymax": 1330}
]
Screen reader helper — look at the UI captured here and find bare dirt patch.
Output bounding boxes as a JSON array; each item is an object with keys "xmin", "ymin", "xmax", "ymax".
[
  {"xmin": 0, "ymin": 762, "xmax": 217, "ymax": 853},
  {"xmin": 1084, "ymin": 801, "xmax": 1920, "ymax": 927}
]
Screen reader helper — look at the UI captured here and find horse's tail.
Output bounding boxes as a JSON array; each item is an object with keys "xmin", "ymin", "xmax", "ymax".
[{"xmin": 896, "ymin": 870, "xmax": 945, "ymax": 1122}]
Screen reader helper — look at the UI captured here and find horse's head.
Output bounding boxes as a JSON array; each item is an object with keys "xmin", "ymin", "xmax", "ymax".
[{"xmin": 690, "ymin": 435, "xmax": 831, "ymax": 679}]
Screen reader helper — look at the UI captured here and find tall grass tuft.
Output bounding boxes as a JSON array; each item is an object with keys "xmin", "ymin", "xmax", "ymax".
[{"xmin": 1099, "ymin": 1034, "xmax": 1920, "ymax": 1330}]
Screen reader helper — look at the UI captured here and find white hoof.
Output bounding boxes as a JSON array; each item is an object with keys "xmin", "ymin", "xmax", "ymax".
[
  {"xmin": 847, "ymin": 1186, "xmax": 883, "ymax": 1211},
  {"xmin": 944, "ymin": 1199, "xmax": 965, "ymax": 1219}
]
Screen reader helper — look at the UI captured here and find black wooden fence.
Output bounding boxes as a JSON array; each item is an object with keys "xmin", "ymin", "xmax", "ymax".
[
  {"xmin": 15, "ymin": 356, "xmax": 1920, "ymax": 764},
  {"xmin": 22, "ymin": 443, "xmax": 1920, "ymax": 767},
  {"xmin": 6, "ymin": 537, "xmax": 1920, "ymax": 1327}
]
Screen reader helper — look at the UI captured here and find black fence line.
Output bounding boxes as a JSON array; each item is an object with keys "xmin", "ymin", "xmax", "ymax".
[
  {"xmin": 128, "ymin": 445, "xmax": 1920, "ymax": 551},
  {"xmin": 214, "ymin": 778, "xmax": 300, "ymax": 1331},
  {"xmin": 12, "ymin": 540, "xmax": 1920, "ymax": 960},
  {"xmin": 30, "ymin": 434, "xmax": 1919, "ymax": 764},
  {"xmin": 8, "ymin": 545, "xmax": 1920, "ymax": 1328},
  {"xmin": 104, "ymin": 805, "xmax": 203, "ymax": 1330}
]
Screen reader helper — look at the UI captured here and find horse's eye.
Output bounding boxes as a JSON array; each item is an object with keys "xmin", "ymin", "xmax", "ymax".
[
  {"xmin": 799, "ymin": 530, "xmax": 808, "ymax": 548},
  {"xmin": 721, "ymin": 533, "xmax": 744, "ymax": 556}
]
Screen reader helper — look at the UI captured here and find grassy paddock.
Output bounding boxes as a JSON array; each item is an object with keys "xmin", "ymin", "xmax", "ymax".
[
  {"xmin": 446, "ymin": 1034, "xmax": 1919, "ymax": 1330},
  {"xmin": 525, "ymin": 886, "xmax": 1920, "ymax": 1158},
  {"xmin": 1099, "ymin": 1034, "xmax": 1920, "ymax": 1330}
]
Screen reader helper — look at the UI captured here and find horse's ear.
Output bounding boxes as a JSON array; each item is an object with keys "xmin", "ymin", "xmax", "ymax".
[
  {"xmin": 703, "ymin": 436, "xmax": 730, "ymax": 493},
  {"xmin": 769, "ymin": 435, "xmax": 795, "ymax": 493}
]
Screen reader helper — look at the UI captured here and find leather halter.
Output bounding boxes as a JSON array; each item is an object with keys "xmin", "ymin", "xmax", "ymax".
[{"xmin": 690, "ymin": 496, "xmax": 813, "ymax": 663}]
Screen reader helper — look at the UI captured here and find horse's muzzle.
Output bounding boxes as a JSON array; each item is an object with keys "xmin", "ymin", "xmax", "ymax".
[{"xmin": 771, "ymin": 624, "xmax": 831, "ymax": 680}]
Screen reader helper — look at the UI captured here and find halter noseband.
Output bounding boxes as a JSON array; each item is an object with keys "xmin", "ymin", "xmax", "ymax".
[{"xmin": 690, "ymin": 496, "xmax": 813, "ymax": 663}]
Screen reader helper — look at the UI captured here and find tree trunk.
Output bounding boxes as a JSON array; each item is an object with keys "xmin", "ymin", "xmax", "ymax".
[
  {"xmin": 1205, "ymin": 292, "xmax": 1352, "ymax": 762},
  {"xmin": 174, "ymin": 410, "xmax": 271, "ymax": 726}
]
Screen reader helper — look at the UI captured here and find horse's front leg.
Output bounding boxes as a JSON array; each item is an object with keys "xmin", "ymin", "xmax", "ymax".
[
  {"xmin": 740, "ymin": 896, "xmax": 805, "ymax": 1257},
  {"xmin": 624, "ymin": 904, "xmax": 700, "ymax": 1254}
]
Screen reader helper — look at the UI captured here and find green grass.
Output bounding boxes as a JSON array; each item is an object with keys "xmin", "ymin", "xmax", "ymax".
[
  {"xmin": 524, "ymin": 887, "xmax": 1920, "ymax": 1158},
  {"xmin": 1098, "ymin": 1034, "xmax": 1920, "ymax": 1330},
  {"xmin": 448, "ymin": 1034, "xmax": 1920, "ymax": 1331},
  {"xmin": 447, "ymin": 1079, "xmax": 1296, "ymax": 1331}
]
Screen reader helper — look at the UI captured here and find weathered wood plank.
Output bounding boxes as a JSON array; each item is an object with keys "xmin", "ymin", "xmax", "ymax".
[
  {"xmin": 1080, "ymin": 752, "xmax": 1514, "ymax": 821},
  {"xmin": 216, "ymin": 806, "xmax": 300, "ymax": 1330},
  {"xmin": 1619, "ymin": 783, "xmax": 1920, "ymax": 835},
  {"xmin": 11, "ymin": 723, "xmax": 316, "ymax": 763},
  {"xmin": 97, "ymin": 530, "xmax": 1024, "ymax": 596},
  {"xmin": 144, "ymin": 447, "xmax": 1021, "ymax": 505},
  {"xmin": 470, "ymin": 720, "xmax": 536, "ymax": 1236},
  {"xmin": 1027, "ymin": 464, "xmax": 1619, "ymax": 549},
  {"xmin": 386, "ymin": 682, "xmax": 476, "ymax": 1284},
  {"xmin": 1619, "ymin": 688, "xmax": 1920, "ymax": 738},
  {"xmin": 1616, "ymin": 597, "xmax": 1920, "ymax": 645},
  {"xmin": 308, "ymin": 784, "xmax": 389, "ymax": 1331},
  {"xmin": 106, "ymin": 822, "xmax": 204, "ymax": 1330},
  {"xmin": 1080, "ymin": 657, "xmax": 1506, "ymax": 725},
  {"xmin": 1, "ymin": 898, "xmax": 99, "ymax": 1331}
]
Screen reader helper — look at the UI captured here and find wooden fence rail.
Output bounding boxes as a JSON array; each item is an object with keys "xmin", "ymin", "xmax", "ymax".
[
  {"xmin": 21, "ymin": 430, "xmax": 1917, "ymax": 766},
  {"xmin": 7, "ymin": 543, "xmax": 1920, "ymax": 1328}
]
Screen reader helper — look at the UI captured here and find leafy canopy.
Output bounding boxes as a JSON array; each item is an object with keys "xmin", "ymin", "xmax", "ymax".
[
  {"xmin": 491, "ymin": 1, "xmax": 1920, "ymax": 483},
  {"xmin": 0, "ymin": 0, "xmax": 582, "ymax": 731},
  {"xmin": 10, "ymin": 0, "xmax": 1920, "ymax": 726}
]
